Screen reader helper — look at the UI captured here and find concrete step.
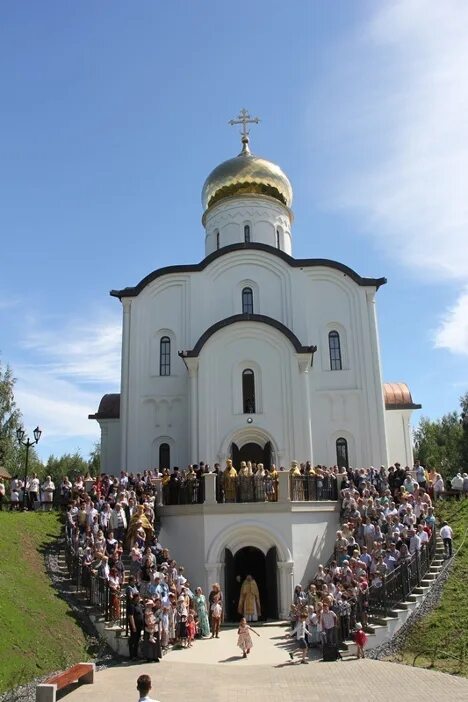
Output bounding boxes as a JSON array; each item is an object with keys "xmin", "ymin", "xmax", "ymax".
[
  {"xmin": 413, "ymin": 586, "xmax": 430, "ymax": 595},
  {"xmin": 406, "ymin": 593, "xmax": 423, "ymax": 604},
  {"xmin": 365, "ymin": 623, "xmax": 388, "ymax": 636},
  {"xmin": 104, "ymin": 624, "xmax": 123, "ymax": 633},
  {"xmin": 396, "ymin": 600, "xmax": 417, "ymax": 610}
]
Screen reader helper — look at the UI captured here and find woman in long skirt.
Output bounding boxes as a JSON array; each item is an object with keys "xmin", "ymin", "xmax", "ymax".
[{"xmin": 193, "ymin": 587, "xmax": 210, "ymax": 637}]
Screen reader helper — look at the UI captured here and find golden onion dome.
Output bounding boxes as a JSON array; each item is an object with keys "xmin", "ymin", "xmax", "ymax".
[{"xmin": 202, "ymin": 137, "xmax": 293, "ymax": 212}]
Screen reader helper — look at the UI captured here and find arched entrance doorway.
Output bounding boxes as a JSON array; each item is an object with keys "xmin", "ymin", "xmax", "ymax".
[
  {"xmin": 231, "ymin": 441, "xmax": 272, "ymax": 470},
  {"xmin": 224, "ymin": 546, "xmax": 278, "ymax": 621}
]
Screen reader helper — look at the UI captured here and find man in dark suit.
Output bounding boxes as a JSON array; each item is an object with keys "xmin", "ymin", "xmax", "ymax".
[{"xmin": 127, "ymin": 592, "xmax": 144, "ymax": 660}]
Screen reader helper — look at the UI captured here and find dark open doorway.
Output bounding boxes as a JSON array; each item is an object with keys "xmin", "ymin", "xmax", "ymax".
[
  {"xmin": 224, "ymin": 545, "xmax": 278, "ymax": 621},
  {"xmin": 230, "ymin": 442, "xmax": 272, "ymax": 470}
]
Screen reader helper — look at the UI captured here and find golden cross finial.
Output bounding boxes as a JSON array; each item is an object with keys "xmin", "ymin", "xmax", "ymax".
[{"xmin": 229, "ymin": 108, "xmax": 260, "ymax": 152}]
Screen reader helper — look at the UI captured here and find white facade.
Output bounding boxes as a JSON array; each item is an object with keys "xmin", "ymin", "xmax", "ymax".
[
  {"xmin": 159, "ymin": 496, "xmax": 340, "ymax": 619},
  {"xmin": 385, "ymin": 408, "xmax": 414, "ymax": 467},
  {"xmin": 89, "ymin": 134, "xmax": 420, "ymax": 617},
  {"xmin": 103, "ymin": 244, "xmax": 397, "ymax": 473}
]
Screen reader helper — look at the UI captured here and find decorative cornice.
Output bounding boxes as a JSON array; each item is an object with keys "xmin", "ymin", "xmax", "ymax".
[
  {"xmin": 385, "ymin": 403, "xmax": 422, "ymax": 411},
  {"xmin": 178, "ymin": 313, "xmax": 317, "ymax": 358},
  {"xmin": 110, "ymin": 243, "xmax": 387, "ymax": 299}
]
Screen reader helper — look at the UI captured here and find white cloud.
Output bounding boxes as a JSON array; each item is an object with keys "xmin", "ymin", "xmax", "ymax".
[
  {"xmin": 434, "ymin": 287, "xmax": 468, "ymax": 356},
  {"xmin": 12, "ymin": 313, "xmax": 121, "ymax": 451},
  {"xmin": 14, "ymin": 368, "xmax": 101, "ymax": 439},
  {"xmin": 21, "ymin": 318, "xmax": 121, "ymax": 384},
  {"xmin": 309, "ymin": 0, "xmax": 468, "ymax": 352}
]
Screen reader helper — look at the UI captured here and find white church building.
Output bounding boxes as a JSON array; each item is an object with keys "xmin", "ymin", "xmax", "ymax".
[{"xmin": 90, "ymin": 111, "xmax": 421, "ymax": 618}]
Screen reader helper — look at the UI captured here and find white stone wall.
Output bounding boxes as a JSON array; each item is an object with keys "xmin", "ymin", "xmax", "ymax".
[
  {"xmin": 385, "ymin": 408, "xmax": 415, "ymax": 468},
  {"xmin": 159, "ymin": 502, "xmax": 340, "ymax": 618},
  {"xmin": 116, "ymin": 248, "xmax": 389, "ymax": 473},
  {"xmin": 204, "ymin": 195, "xmax": 292, "ymax": 255},
  {"xmin": 98, "ymin": 418, "xmax": 121, "ymax": 475}
]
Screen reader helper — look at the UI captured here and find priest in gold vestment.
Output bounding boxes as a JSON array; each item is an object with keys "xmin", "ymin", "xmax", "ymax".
[
  {"xmin": 223, "ymin": 459, "xmax": 237, "ymax": 503},
  {"xmin": 238, "ymin": 574, "xmax": 261, "ymax": 622}
]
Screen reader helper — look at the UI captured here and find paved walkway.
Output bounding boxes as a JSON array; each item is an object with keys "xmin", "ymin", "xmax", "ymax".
[{"xmin": 64, "ymin": 624, "xmax": 468, "ymax": 702}]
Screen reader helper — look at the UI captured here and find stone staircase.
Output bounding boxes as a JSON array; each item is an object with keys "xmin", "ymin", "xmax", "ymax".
[{"xmin": 340, "ymin": 537, "xmax": 447, "ymax": 656}]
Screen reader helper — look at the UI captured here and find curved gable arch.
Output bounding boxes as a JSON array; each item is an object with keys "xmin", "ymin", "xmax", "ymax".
[
  {"xmin": 111, "ymin": 243, "xmax": 386, "ymax": 299},
  {"xmin": 179, "ymin": 314, "xmax": 316, "ymax": 358}
]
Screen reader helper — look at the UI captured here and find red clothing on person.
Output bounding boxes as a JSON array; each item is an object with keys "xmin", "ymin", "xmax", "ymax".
[
  {"xmin": 186, "ymin": 620, "xmax": 197, "ymax": 639},
  {"xmin": 354, "ymin": 629, "xmax": 368, "ymax": 647}
]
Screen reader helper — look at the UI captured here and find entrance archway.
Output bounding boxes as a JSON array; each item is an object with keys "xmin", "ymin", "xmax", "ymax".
[
  {"xmin": 224, "ymin": 545, "xmax": 278, "ymax": 621},
  {"xmin": 231, "ymin": 441, "xmax": 273, "ymax": 470}
]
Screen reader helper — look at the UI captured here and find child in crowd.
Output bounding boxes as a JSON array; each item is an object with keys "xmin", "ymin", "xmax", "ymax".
[
  {"xmin": 289, "ymin": 613, "xmax": 311, "ymax": 664},
  {"xmin": 186, "ymin": 613, "xmax": 197, "ymax": 647},
  {"xmin": 144, "ymin": 600, "xmax": 158, "ymax": 644},
  {"xmin": 210, "ymin": 594, "xmax": 222, "ymax": 638},
  {"xmin": 354, "ymin": 623, "xmax": 368, "ymax": 658},
  {"xmin": 160, "ymin": 606, "xmax": 170, "ymax": 649},
  {"xmin": 237, "ymin": 617, "xmax": 260, "ymax": 658},
  {"xmin": 177, "ymin": 596, "xmax": 188, "ymax": 647}
]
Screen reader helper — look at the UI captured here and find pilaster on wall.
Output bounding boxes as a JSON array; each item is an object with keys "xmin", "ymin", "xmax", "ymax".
[
  {"xmin": 365, "ymin": 289, "xmax": 388, "ymax": 467},
  {"xmin": 277, "ymin": 560, "xmax": 294, "ymax": 618},
  {"xmin": 120, "ymin": 299, "xmax": 132, "ymax": 471},
  {"xmin": 184, "ymin": 357, "xmax": 199, "ymax": 463},
  {"xmin": 297, "ymin": 354, "xmax": 314, "ymax": 464}
]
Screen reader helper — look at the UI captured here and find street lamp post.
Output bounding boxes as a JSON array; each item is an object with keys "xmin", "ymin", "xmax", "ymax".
[{"xmin": 16, "ymin": 426, "xmax": 42, "ymax": 510}]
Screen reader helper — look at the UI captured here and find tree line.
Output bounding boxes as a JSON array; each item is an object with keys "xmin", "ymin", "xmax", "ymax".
[{"xmin": 414, "ymin": 392, "xmax": 468, "ymax": 479}]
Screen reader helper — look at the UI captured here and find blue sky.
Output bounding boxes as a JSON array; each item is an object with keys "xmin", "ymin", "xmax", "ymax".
[{"xmin": 1, "ymin": 1, "xmax": 467, "ymax": 461}]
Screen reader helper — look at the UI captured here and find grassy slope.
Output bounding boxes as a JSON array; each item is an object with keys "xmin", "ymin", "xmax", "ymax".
[
  {"xmin": 0, "ymin": 512, "xmax": 89, "ymax": 692},
  {"xmin": 394, "ymin": 500, "xmax": 468, "ymax": 676}
]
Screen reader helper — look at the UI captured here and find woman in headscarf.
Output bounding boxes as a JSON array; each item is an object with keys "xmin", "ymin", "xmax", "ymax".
[{"xmin": 41, "ymin": 476, "xmax": 55, "ymax": 511}]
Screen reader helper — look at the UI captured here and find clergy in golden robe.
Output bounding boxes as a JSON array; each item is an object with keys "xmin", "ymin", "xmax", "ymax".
[{"xmin": 238, "ymin": 574, "xmax": 261, "ymax": 622}]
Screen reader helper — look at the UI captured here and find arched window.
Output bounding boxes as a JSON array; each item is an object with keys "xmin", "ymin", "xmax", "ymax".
[
  {"xmin": 276, "ymin": 228, "xmax": 281, "ymax": 249},
  {"xmin": 159, "ymin": 442, "xmax": 170, "ymax": 469},
  {"xmin": 244, "ymin": 224, "xmax": 251, "ymax": 243},
  {"xmin": 242, "ymin": 369, "xmax": 256, "ymax": 413},
  {"xmin": 160, "ymin": 336, "xmax": 171, "ymax": 376},
  {"xmin": 328, "ymin": 330, "xmax": 342, "ymax": 370},
  {"xmin": 242, "ymin": 287, "xmax": 254, "ymax": 314},
  {"xmin": 216, "ymin": 231, "xmax": 220, "ymax": 250},
  {"xmin": 336, "ymin": 437, "xmax": 349, "ymax": 469}
]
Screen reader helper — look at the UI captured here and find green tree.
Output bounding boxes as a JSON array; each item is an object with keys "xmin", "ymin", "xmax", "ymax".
[
  {"xmin": 0, "ymin": 361, "xmax": 22, "ymax": 474},
  {"xmin": 460, "ymin": 391, "xmax": 468, "ymax": 470},
  {"xmin": 414, "ymin": 411, "xmax": 464, "ymax": 479},
  {"xmin": 0, "ymin": 359, "xmax": 43, "ymax": 479},
  {"xmin": 87, "ymin": 442, "xmax": 101, "ymax": 476},
  {"xmin": 43, "ymin": 452, "xmax": 89, "ymax": 484}
]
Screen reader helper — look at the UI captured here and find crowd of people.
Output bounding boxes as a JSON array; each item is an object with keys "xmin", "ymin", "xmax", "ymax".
[
  {"xmin": 1, "ymin": 457, "xmax": 460, "ymax": 664},
  {"xmin": 0, "ymin": 472, "xmax": 55, "ymax": 510},
  {"xmin": 287, "ymin": 461, "xmax": 455, "ymax": 660},
  {"xmin": 64, "ymin": 470, "xmax": 231, "ymax": 661}
]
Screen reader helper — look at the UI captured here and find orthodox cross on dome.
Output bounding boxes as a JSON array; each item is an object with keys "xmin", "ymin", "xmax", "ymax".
[{"xmin": 228, "ymin": 108, "xmax": 260, "ymax": 153}]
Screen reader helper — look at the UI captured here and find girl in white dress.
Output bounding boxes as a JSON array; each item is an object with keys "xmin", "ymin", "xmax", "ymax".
[{"xmin": 237, "ymin": 617, "xmax": 260, "ymax": 658}]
